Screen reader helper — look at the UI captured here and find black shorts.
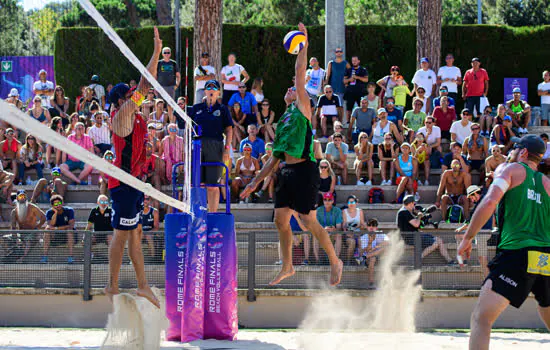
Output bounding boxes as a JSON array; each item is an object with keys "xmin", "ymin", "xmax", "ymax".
[
  {"xmin": 345, "ymin": 93, "xmax": 362, "ymax": 112},
  {"xmin": 110, "ymin": 184, "xmax": 143, "ymax": 231},
  {"xmin": 486, "ymin": 246, "xmax": 550, "ymax": 308},
  {"xmin": 201, "ymin": 138, "xmax": 224, "ymax": 185},
  {"xmin": 470, "ymin": 159, "xmax": 484, "ymax": 171},
  {"xmin": 275, "ymin": 160, "xmax": 320, "ymax": 215}
]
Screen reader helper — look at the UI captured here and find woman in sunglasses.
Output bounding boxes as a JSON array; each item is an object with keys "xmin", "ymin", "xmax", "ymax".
[
  {"xmin": 28, "ymin": 96, "xmax": 51, "ymax": 125},
  {"xmin": 378, "ymin": 132, "xmax": 398, "ymax": 186},
  {"xmin": 341, "ymin": 194, "xmax": 365, "ymax": 264},
  {"xmin": 49, "ymin": 85, "xmax": 70, "ymax": 119},
  {"xmin": 256, "ymin": 99, "xmax": 276, "ymax": 142},
  {"xmin": 149, "ymin": 99, "xmax": 168, "ymax": 138},
  {"xmin": 160, "ymin": 123, "xmax": 184, "ymax": 183},
  {"xmin": 232, "ymin": 143, "xmax": 260, "ymax": 203},
  {"xmin": 18, "ymin": 134, "xmax": 44, "ymax": 185},
  {"xmin": 354, "ymin": 131, "xmax": 374, "ymax": 186},
  {"xmin": 490, "ymin": 114, "xmax": 516, "ymax": 154},
  {"xmin": 230, "ymin": 101, "xmax": 246, "ymax": 149},
  {"xmin": 317, "ymin": 159, "xmax": 336, "ymax": 206}
]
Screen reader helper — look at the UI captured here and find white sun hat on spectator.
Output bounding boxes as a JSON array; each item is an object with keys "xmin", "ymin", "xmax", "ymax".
[{"xmin": 8, "ymin": 88, "xmax": 19, "ymax": 97}]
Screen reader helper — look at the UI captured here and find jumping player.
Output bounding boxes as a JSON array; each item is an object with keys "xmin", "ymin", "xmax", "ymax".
[
  {"xmin": 458, "ymin": 134, "xmax": 550, "ymax": 350},
  {"xmin": 241, "ymin": 23, "xmax": 343, "ymax": 286},
  {"xmin": 104, "ymin": 27, "xmax": 163, "ymax": 308}
]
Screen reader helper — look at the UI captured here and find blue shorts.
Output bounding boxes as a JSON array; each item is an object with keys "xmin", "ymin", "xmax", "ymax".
[
  {"xmin": 65, "ymin": 159, "xmax": 85, "ymax": 171},
  {"xmin": 110, "ymin": 184, "xmax": 143, "ymax": 231}
]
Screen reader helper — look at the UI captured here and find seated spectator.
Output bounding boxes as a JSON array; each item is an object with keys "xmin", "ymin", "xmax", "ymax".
[
  {"xmin": 17, "ymin": 134, "xmax": 44, "ymax": 185},
  {"xmin": 65, "ymin": 113, "xmax": 84, "ymax": 135},
  {"xmin": 392, "ymin": 75, "xmax": 412, "ymax": 112},
  {"xmin": 442, "ymin": 142, "xmax": 471, "ymax": 173},
  {"xmin": 318, "ymin": 159, "xmax": 336, "ymax": 206},
  {"xmin": 354, "ymin": 132, "xmax": 374, "ymax": 185},
  {"xmin": 46, "ymin": 117, "xmax": 66, "ymax": 167},
  {"xmin": 342, "ymin": 195, "xmax": 365, "ymax": 264},
  {"xmin": 230, "ymin": 101, "xmax": 247, "ymax": 149},
  {"xmin": 414, "ymin": 86, "xmax": 430, "ymax": 115},
  {"xmin": 149, "ymin": 99, "xmax": 168, "ymax": 136},
  {"xmin": 0, "ymin": 128, "xmax": 21, "ymax": 179},
  {"xmin": 484, "ymin": 145, "xmax": 506, "ymax": 187},
  {"xmin": 28, "ymin": 96, "xmax": 51, "ymax": 125},
  {"xmin": 394, "ymin": 142, "xmax": 419, "ymax": 202},
  {"xmin": 315, "ymin": 85, "xmax": 343, "ymax": 139},
  {"xmin": 436, "ymin": 159, "xmax": 471, "ymax": 221},
  {"xmin": 325, "ymin": 132, "xmax": 348, "ymax": 184},
  {"xmin": 232, "ymin": 143, "xmax": 260, "ymax": 203},
  {"xmin": 432, "ymin": 86, "xmax": 455, "ymax": 109},
  {"xmin": 59, "ymin": 122, "xmax": 94, "ymax": 185},
  {"xmin": 378, "ymin": 133, "xmax": 398, "ymax": 185},
  {"xmin": 371, "ymin": 108, "xmax": 403, "ymax": 147},
  {"xmin": 140, "ymin": 143, "xmax": 164, "ymax": 210},
  {"xmin": 463, "ymin": 123, "xmax": 488, "ymax": 180},
  {"xmin": 87, "ymin": 111, "xmax": 112, "ymax": 156},
  {"xmin": 493, "ymin": 103, "xmax": 506, "ymax": 126},
  {"xmin": 490, "ymin": 115, "xmax": 515, "ymax": 154},
  {"xmin": 31, "ymin": 167, "xmax": 67, "ymax": 203},
  {"xmin": 411, "ymin": 133, "xmax": 431, "ymax": 186},
  {"xmin": 87, "ymin": 101, "xmax": 105, "ymax": 127},
  {"xmin": 403, "ymin": 98, "xmax": 426, "ymax": 141},
  {"xmin": 479, "ymin": 105, "xmax": 494, "ymax": 137},
  {"xmin": 42, "ymin": 195, "xmax": 75, "ymax": 264},
  {"xmin": 78, "ymin": 87, "xmax": 99, "ymax": 118},
  {"xmin": 140, "ymin": 195, "xmax": 159, "ymax": 259},
  {"xmin": 160, "ymin": 123, "xmax": 184, "ymax": 182},
  {"xmin": 85, "ymin": 194, "xmax": 113, "ymax": 247},
  {"xmin": 432, "ymin": 96, "xmax": 456, "ymax": 141},
  {"xmin": 228, "ymin": 83, "xmax": 258, "ymax": 129},
  {"xmin": 6, "ymin": 88, "xmax": 24, "ymax": 110},
  {"xmin": 506, "ymin": 87, "xmax": 531, "ymax": 135},
  {"xmin": 417, "ymin": 115, "xmax": 443, "ymax": 178},
  {"xmin": 397, "ymin": 195, "xmax": 455, "ymax": 263},
  {"xmin": 140, "ymin": 89, "xmax": 157, "ymax": 119},
  {"xmin": 147, "ymin": 123, "xmax": 162, "ymax": 155},
  {"xmin": 240, "ymin": 124, "xmax": 265, "ymax": 159},
  {"xmin": 359, "ymin": 218, "xmax": 389, "ymax": 289},
  {"xmin": 385, "ymin": 97, "xmax": 404, "ymax": 132},
  {"xmin": 0, "ymin": 166, "xmax": 15, "ymax": 205},
  {"xmin": 99, "ymin": 151, "xmax": 115, "ymax": 196},
  {"xmin": 348, "ymin": 97, "xmax": 376, "ymax": 145},
  {"xmin": 450, "ymin": 108, "xmax": 473, "ymax": 145},
  {"xmin": 10, "ymin": 190, "xmax": 46, "ymax": 263},
  {"xmin": 315, "ymin": 192, "xmax": 343, "ymax": 262},
  {"xmin": 255, "ymin": 143, "xmax": 276, "ymax": 203},
  {"xmin": 256, "ymin": 99, "xmax": 276, "ymax": 142},
  {"xmin": 327, "ymin": 121, "xmax": 346, "ymax": 143}
]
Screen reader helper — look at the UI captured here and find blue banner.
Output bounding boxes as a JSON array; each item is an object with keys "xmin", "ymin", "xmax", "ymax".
[{"xmin": 504, "ymin": 78, "xmax": 528, "ymax": 103}]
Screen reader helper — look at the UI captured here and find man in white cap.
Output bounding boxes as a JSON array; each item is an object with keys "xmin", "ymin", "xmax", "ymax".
[{"xmin": 32, "ymin": 69, "xmax": 54, "ymax": 108}]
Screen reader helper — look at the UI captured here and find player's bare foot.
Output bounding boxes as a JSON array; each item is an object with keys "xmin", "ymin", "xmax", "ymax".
[
  {"xmin": 329, "ymin": 259, "xmax": 343, "ymax": 286},
  {"xmin": 269, "ymin": 266, "xmax": 295, "ymax": 286},
  {"xmin": 137, "ymin": 286, "xmax": 160, "ymax": 308},
  {"xmin": 104, "ymin": 286, "xmax": 119, "ymax": 303}
]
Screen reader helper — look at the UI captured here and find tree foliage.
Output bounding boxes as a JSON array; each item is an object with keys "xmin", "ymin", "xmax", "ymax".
[{"xmin": 0, "ymin": 0, "xmax": 43, "ymax": 56}]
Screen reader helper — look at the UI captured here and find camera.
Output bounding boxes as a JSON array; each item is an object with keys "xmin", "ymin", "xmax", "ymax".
[{"xmin": 414, "ymin": 204, "xmax": 438, "ymax": 229}]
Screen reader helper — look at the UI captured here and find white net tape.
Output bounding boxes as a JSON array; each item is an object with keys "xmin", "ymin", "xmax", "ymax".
[{"xmin": 0, "ymin": 100, "xmax": 189, "ymax": 213}]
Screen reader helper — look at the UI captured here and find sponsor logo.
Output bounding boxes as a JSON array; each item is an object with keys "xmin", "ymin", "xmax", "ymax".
[
  {"xmin": 538, "ymin": 254, "xmax": 549, "ymax": 268},
  {"xmin": 199, "ymin": 206, "xmax": 208, "ymax": 212},
  {"xmin": 499, "ymin": 274, "xmax": 518, "ymax": 288},
  {"xmin": 213, "ymin": 110, "xmax": 220, "ymax": 117},
  {"xmin": 120, "ymin": 214, "xmax": 140, "ymax": 226}
]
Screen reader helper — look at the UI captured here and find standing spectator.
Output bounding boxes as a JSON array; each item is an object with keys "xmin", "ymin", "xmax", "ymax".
[
  {"xmin": 49, "ymin": 86, "xmax": 70, "ymax": 119},
  {"xmin": 42, "ymin": 195, "xmax": 75, "ymax": 264},
  {"xmin": 141, "ymin": 89, "xmax": 157, "ymax": 119},
  {"xmin": 324, "ymin": 47, "xmax": 350, "ymax": 107},
  {"xmin": 157, "ymin": 46, "xmax": 181, "ymax": 121},
  {"xmin": 343, "ymin": 56, "xmax": 369, "ymax": 125},
  {"xmin": 348, "ymin": 97, "xmax": 375, "ymax": 144},
  {"xmin": 240, "ymin": 124, "xmax": 266, "ymax": 159},
  {"xmin": 538, "ymin": 70, "xmax": 550, "ymax": 126},
  {"xmin": 232, "ymin": 143, "xmax": 260, "ymax": 203},
  {"xmin": 17, "ymin": 134, "xmax": 44, "ymax": 185},
  {"xmin": 450, "ymin": 108, "xmax": 473, "ymax": 145},
  {"xmin": 371, "ymin": 108, "xmax": 402, "ymax": 146},
  {"xmin": 86, "ymin": 194, "xmax": 114, "ymax": 247},
  {"xmin": 231, "ymin": 101, "xmax": 246, "ymax": 150},
  {"xmin": 31, "ymin": 167, "xmax": 67, "ymax": 203},
  {"xmin": 392, "ymin": 75, "xmax": 412, "ymax": 112},
  {"xmin": 437, "ymin": 53, "xmax": 462, "ymax": 102},
  {"xmin": 364, "ymin": 82, "xmax": 379, "ymax": 109},
  {"xmin": 462, "ymin": 57, "xmax": 489, "ymax": 117},
  {"xmin": 160, "ymin": 123, "xmax": 184, "ymax": 182},
  {"xmin": 436, "ymin": 159, "xmax": 471, "ymax": 221},
  {"xmin": 414, "ymin": 86, "xmax": 430, "ymax": 114},
  {"xmin": 59, "ymin": 122, "xmax": 94, "ymax": 185},
  {"xmin": 256, "ymin": 99, "xmax": 276, "ymax": 142},
  {"xmin": 318, "ymin": 159, "xmax": 336, "ymax": 206},
  {"xmin": 88, "ymin": 112, "xmax": 112, "ymax": 156},
  {"xmin": 354, "ymin": 132, "xmax": 374, "ymax": 186},
  {"xmin": 506, "ymin": 87, "xmax": 531, "ymax": 135},
  {"xmin": 193, "ymin": 52, "xmax": 216, "ymax": 104},
  {"xmin": 479, "ymin": 105, "xmax": 494, "ymax": 138},
  {"xmin": 89, "ymin": 75, "xmax": 106, "ymax": 109},
  {"xmin": 433, "ymin": 96, "xmax": 456, "ymax": 140},
  {"xmin": 228, "ymin": 83, "xmax": 258, "ymax": 129},
  {"xmin": 359, "ymin": 218, "xmax": 389, "ymax": 289},
  {"xmin": 432, "ymin": 86, "xmax": 455, "ymax": 109},
  {"xmin": 0, "ymin": 128, "xmax": 22, "ymax": 179},
  {"xmin": 378, "ymin": 134, "xmax": 398, "ymax": 186},
  {"xmin": 403, "ymin": 98, "xmax": 427, "ymax": 136},
  {"xmin": 140, "ymin": 143, "xmax": 164, "ymax": 210},
  {"xmin": 462, "ymin": 123, "xmax": 488, "ymax": 181},
  {"xmin": 376, "ymin": 65, "xmax": 401, "ymax": 104},
  {"xmin": 99, "ymin": 151, "xmax": 115, "ymax": 196},
  {"xmin": 140, "ymin": 195, "xmax": 159, "ymax": 259},
  {"xmin": 315, "ymin": 192, "xmax": 343, "ymax": 261},
  {"xmin": 250, "ymin": 77, "xmax": 265, "ymax": 103},
  {"xmin": 221, "ymin": 53, "xmax": 249, "ymax": 105},
  {"xmin": 190, "ymin": 80, "xmax": 233, "ymax": 212},
  {"xmin": 385, "ymin": 97, "xmax": 404, "ymax": 132},
  {"xmin": 315, "ymin": 85, "xmax": 343, "ymax": 140},
  {"xmin": 33, "ymin": 69, "xmax": 54, "ymax": 108},
  {"xmin": 412, "ymin": 57, "xmax": 437, "ymax": 104},
  {"xmin": 341, "ymin": 195, "xmax": 365, "ymax": 264},
  {"xmin": 6, "ymin": 88, "xmax": 23, "ymax": 110},
  {"xmin": 28, "ymin": 96, "xmax": 51, "ymax": 125},
  {"xmin": 484, "ymin": 145, "xmax": 506, "ymax": 187},
  {"xmin": 305, "ymin": 57, "xmax": 325, "ymax": 107},
  {"xmin": 442, "ymin": 142, "xmax": 471, "ymax": 173},
  {"xmin": 394, "ymin": 142, "xmax": 419, "ymax": 202},
  {"xmin": 490, "ymin": 115, "xmax": 515, "ymax": 154},
  {"xmin": 325, "ymin": 132, "xmax": 348, "ymax": 185}
]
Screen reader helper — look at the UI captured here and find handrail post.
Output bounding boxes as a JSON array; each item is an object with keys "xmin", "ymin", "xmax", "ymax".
[
  {"xmin": 247, "ymin": 232, "xmax": 256, "ymax": 302},
  {"xmin": 82, "ymin": 230, "xmax": 92, "ymax": 301}
]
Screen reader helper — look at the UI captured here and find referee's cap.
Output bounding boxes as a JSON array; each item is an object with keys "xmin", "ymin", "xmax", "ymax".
[{"xmin": 205, "ymin": 80, "xmax": 220, "ymax": 90}]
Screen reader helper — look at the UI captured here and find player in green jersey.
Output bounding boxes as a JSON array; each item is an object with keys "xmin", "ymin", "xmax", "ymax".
[
  {"xmin": 240, "ymin": 23, "xmax": 343, "ymax": 287},
  {"xmin": 458, "ymin": 134, "xmax": 550, "ymax": 350}
]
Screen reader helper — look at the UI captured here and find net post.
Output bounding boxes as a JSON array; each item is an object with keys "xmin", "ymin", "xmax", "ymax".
[
  {"xmin": 82, "ymin": 230, "xmax": 93, "ymax": 301},
  {"xmin": 247, "ymin": 231, "xmax": 257, "ymax": 302},
  {"xmin": 192, "ymin": 136, "xmax": 202, "ymax": 188}
]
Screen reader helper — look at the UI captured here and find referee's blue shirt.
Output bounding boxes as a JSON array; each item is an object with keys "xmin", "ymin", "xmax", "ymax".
[{"xmin": 190, "ymin": 102, "xmax": 234, "ymax": 141}]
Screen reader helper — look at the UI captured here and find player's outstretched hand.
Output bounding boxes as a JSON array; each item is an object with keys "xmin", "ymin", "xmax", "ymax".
[
  {"xmin": 298, "ymin": 23, "xmax": 309, "ymax": 47},
  {"xmin": 240, "ymin": 181, "xmax": 259, "ymax": 199},
  {"xmin": 153, "ymin": 26, "xmax": 163, "ymax": 54},
  {"xmin": 457, "ymin": 237, "xmax": 472, "ymax": 260}
]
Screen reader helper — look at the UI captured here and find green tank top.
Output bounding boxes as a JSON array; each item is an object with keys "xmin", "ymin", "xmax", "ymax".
[
  {"xmin": 497, "ymin": 163, "xmax": 550, "ymax": 250},
  {"xmin": 273, "ymin": 104, "xmax": 315, "ymax": 162}
]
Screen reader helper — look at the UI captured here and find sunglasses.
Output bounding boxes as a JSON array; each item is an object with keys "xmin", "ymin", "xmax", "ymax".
[
  {"xmin": 471, "ymin": 127, "xmax": 480, "ymax": 131},
  {"xmin": 360, "ymin": 136, "xmax": 368, "ymax": 139},
  {"xmin": 425, "ymin": 121, "xmax": 433, "ymax": 124},
  {"xmin": 52, "ymin": 201, "xmax": 63, "ymax": 206},
  {"xmin": 28, "ymin": 137, "xmax": 35, "ymax": 141},
  {"xmin": 335, "ymin": 50, "xmax": 343, "ymax": 53},
  {"xmin": 417, "ymin": 90, "xmax": 425, "ymax": 93},
  {"xmin": 348, "ymin": 201, "xmax": 356, "ymax": 205},
  {"xmin": 238, "ymin": 86, "xmax": 246, "ymax": 89},
  {"xmin": 291, "ymin": 87, "xmax": 296, "ymax": 91},
  {"xmin": 323, "ymin": 199, "xmax": 333, "ymax": 202},
  {"xmin": 326, "ymin": 90, "xmax": 333, "ymax": 93},
  {"xmin": 169, "ymin": 128, "xmax": 178, "ymax": 132},
  {"xmin": 320, "ymin": 166, "xmax": 328, "ymax": 169},
  {"xmin": 243, "ymin": 148, "xmax": 252, "ymax": 152},
  {"xmin": 177, "ymin": 102, "xmax": 185, "ymax": 106},
  {"xmin": 205, "ymin": 86, "xmax": 219, "ymax": 91},
  {"xmin": 99, "ymin": 200, "xmax": 109, "ymax": 205},
  {"xmin": 7, "ymin": 131, "xmax": 14, "ymax": 135},
  {"xmin": 163, "ymin": 51, "xmax": 171, "ymax": 54},
  {"xmin": 105, "ymin": 156, "xmax": 114, "ymax": 160},
  {"xmin": 144, "ymin": 197, "xmax": 151, "ymax": 201},
  {"xmin": 386, "ymin": 102, "xmax": 394, "ymax": 105},
  {"xmin": 265, "ymin": 147, "xmax": 273, "ymax": 151},
  {"xmin": 52, "ymin": 171, "xmax": 61, "ymax": 176},
  {"xmin": 384, "ymin": 137, "xmax": 392, "ymax": 140},
  {"xmin": 463, "ymin": 113, "xmax": 471, "ymax": 116}
]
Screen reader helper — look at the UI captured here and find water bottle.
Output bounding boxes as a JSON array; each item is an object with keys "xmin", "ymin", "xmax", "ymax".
[
  {"xmin": 87, "ymin": 174, "xmax": 92, "ymax": 185},
  {"xmin": 26, "ymin": 176, "xmax": 32, "ymax": 185},
  {"xmin": 337, "ymin": 176, "xmax": 342, "ymax": 185}
]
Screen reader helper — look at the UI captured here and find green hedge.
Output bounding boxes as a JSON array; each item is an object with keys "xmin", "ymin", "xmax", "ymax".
[{"xmin": 55, "ymin": 25, "xmax": 550, "ymax": 117}]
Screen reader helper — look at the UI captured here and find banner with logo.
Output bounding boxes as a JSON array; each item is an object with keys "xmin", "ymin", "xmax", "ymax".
[
  {"xmin": 504, "ymin": 78, "xmax": 528, "ymax": 103},
  {"xmin": 0, "ymin": 56, "xmax": 54, "ymax": 107}
]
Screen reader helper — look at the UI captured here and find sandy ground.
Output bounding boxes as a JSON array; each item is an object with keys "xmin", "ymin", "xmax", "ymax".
[{"xmin": 0, "ymin": 328, "xmax": 549, "ymax": 350}]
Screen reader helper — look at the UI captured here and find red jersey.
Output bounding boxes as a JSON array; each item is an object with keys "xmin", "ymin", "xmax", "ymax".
[
  {"xmin": 108, "ymin": 112, "xmax": 147, "ymax": 189},
  {"xmin": 463, "ymin": 68, "xmax": 489, "ymax": 97}
]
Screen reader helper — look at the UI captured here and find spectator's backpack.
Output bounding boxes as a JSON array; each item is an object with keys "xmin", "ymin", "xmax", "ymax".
[
  {"xmin": 368, "ymin": 187, "xmax": 385, "ymax": 204},
  {"xmin": 446, "ymin": 204, "xmax": 465, "ymax": 223}
]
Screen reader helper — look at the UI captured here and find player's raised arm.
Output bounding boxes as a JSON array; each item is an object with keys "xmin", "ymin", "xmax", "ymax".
[
  {"xmin": 112, "ymin": 27, "xmax": 163, "ymax": 137},
  {"xmin": 295, "ymin": 23, "xmax": 312, "ymax": 120}
]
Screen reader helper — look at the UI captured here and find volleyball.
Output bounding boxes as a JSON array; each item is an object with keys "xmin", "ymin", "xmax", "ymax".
[{"xmin": 283, "ymin": 30, "xmax": 306, "ymax": 55}]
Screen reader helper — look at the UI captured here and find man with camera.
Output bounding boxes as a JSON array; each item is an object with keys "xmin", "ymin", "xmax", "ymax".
[{"xmin": 397, "ymin": 195, "xmax": 455, "ymax": 263}]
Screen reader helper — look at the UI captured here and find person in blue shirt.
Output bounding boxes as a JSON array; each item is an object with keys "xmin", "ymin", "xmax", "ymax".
[
  {"xmin": 239, "ymin": 124, "xmax": 265, "ymax": 159},
  {"xmin": 228, "ymin": 83, "xmax": 258, "ymax": 129},
  {"xmin": 190, "ymin": 79, "xmax": 234, "ymax": 212},
  {"xmin": 432, "ymin": 86, "xmax": 455, "ymax": 109},
  {"xmin": 42, "ymin": 194, "xmax": 75, "ymax": 264},
  {"xmin": 315, "ymin": 192, "xmax": 344, "ymax": 262}
]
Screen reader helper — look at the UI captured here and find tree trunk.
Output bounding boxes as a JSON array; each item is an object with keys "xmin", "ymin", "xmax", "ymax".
[
  {"xmin": 417, "ymin": 0, "xmax": 442, "ymax": 73},
  {"xmin": 155, "ymin": 0, "xmax": 173, "ymax": 25},
  {"xmin": 194, "ymin": 0, "xmax": 223, "ymax": 78},
  {"xmin": 125, "ymin": 0, "xmax": 140, "ymax": 27}
]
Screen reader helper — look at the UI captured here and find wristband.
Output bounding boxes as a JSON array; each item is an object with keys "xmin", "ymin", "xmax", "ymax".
[
  {"xmin": 131, "ymin": 91, "xmax": 145, "ymax": 107},
  {"xmin": 225, "ymin": 145, "xmax": 230, "ymax": 150}
]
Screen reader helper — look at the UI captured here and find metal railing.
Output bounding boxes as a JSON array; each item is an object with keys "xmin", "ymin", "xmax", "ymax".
[{"xmin": 0, "ymin": 229, "xmax": 496, "ymax": 301}]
